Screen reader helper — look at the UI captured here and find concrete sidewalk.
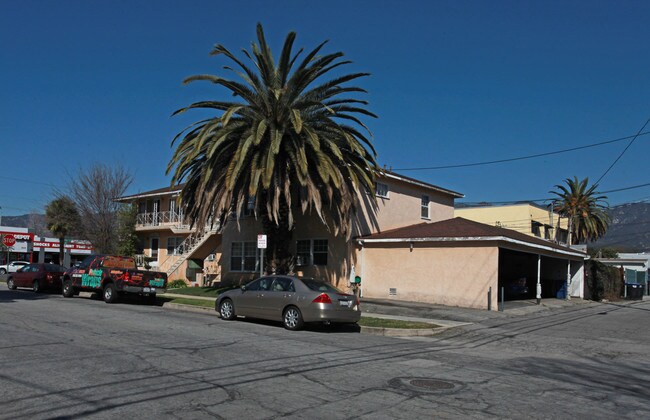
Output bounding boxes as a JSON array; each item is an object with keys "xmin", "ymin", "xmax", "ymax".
[{"xmin": 164, "ymin": 292, "xmax": 602, "ymax": 327}]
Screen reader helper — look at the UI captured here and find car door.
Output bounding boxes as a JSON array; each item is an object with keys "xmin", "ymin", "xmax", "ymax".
[
  {"xmin": 235, "ymin": 278, "xmax": 262, "ymax": 317},
  {"xmin": 264, "ymin": 277, "xmax": 296, "ymax": 320},
  {"xmin": 13, "ymin": 264, "xmax": 33, "ymax": 287}
]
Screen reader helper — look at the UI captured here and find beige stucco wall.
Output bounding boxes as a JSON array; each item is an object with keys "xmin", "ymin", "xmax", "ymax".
[
  {"xmin": 352, "ymin": 176, "xmax": 456, "ymax": 236},
  {"xmin": 220, "ymin": 213, "xmax": 355, "ymax": 290},
  {"xmin": 456, "ymin": 204, "xmax": 567, "ymax": 239},
  {"xmin": 360, "ymin": 243, "xmax": 499, "ymax": 310}
]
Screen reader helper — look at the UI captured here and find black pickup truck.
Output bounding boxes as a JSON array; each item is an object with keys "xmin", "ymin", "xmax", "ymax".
[{"xmin": 62, "ymin": 254, "xmax": 167, "ymax": 303}]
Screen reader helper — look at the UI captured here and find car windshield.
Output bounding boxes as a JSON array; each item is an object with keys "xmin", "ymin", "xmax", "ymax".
[{"xmin": 300, "ymin": 278, "xmax": 345, "ymax": 294}]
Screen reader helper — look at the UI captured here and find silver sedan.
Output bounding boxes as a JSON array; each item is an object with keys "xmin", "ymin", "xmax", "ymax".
[{"xmin": 216, "ymin": 275, "xmax": 361, "ymax": 330}]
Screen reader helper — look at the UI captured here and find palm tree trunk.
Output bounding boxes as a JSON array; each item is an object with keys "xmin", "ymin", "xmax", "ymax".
[
  {"xmin": 58, "ymin": 236, "xmax": 65, "ymax": 266},
  {"xmin": 260, "ymin": 194, "xmax": 293, "ymax": 275}
]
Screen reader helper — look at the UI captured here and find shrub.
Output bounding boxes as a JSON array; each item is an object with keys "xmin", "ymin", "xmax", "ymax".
[
  {"xmin": 168, "ymin": 279, "xmax": 188, "ymax": 289},
  {"xmin": 585, "ymin": 260, "xmax": 623, "ymax": 301}
]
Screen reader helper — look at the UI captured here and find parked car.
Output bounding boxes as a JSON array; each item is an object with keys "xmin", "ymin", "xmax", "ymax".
[
  {"xmin": 6, "ymin": 263, "xmax": 67, "ymax": 292},
  {"xmin": 216, "ymin": 275, "xmax": 361, "ymax": 330},
  {"xmin": 505, "ymin": 277, "xmax": 530, "ymax": 299},
  {"xmin": 0, "ymin": 261, "xmax": 29, "ymax": 275},
  {"xmin": 62, "ymin": 254, "xmax": 167, "ymax": 303}
]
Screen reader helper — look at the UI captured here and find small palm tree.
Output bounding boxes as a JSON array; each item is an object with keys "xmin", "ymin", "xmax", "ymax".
[
  {"xmin": 45, "ymin": 196, "xmax": 81, "ymax": 265},
  {"xmin": 550, "ymin": 177, "xmax": 610, "ymax": 245},
  {"xmin": 168, "ymin": 24, "xmax": 378, "ymax": 272}
]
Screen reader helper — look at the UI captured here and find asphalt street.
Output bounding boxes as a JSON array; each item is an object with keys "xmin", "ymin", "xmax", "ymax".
[{"xmin": 0, "ymin": 286, "xmax": 648, "ymax": 419}]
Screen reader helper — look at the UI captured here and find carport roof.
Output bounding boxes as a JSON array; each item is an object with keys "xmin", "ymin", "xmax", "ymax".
[{"xmin": 359, "ymin": 217, "xmax": 586, "ymax": 258}]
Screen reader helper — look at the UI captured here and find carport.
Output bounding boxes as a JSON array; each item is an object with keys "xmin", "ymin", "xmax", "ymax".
[
  {"xmin": 356, "ymin": 217, "xmax": 586, "ymax": 310},
  {"xmin": 498, "ymin": 246, "xmax": 584, "ymax": 302}
]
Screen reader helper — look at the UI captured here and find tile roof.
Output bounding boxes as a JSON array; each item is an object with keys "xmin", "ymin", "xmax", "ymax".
[{"xmin": 360, "ymin": 217, "xmax": 584, "ymax": 255}]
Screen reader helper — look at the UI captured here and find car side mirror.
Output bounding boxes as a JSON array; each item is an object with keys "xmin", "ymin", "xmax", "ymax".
[{"xmin": 240, "ymin": 285, "xmax": 247, "ymax": 291}]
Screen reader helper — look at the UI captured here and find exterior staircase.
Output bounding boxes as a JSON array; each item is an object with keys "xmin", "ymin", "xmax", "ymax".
[{"xmin": 165, "ymin": 225, "xmax": 219, "ymax": 277}]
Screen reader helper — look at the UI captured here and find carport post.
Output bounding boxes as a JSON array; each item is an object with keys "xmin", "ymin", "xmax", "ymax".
[
  {"xmin": 536, "ymin": 254, "xmax": 542, "ymax": 305},
  {"xmin": 566, "ymin": 260, "xmax": 571, "ymax": 301}
]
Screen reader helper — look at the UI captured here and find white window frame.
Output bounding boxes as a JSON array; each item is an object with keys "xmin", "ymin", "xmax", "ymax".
[
  {"xmin": 421, "ymin": 195, "xmax": 430, "ymax": 219},
  {"xmin": 295, "ymin": 239, "xmax": 328, "ymax": 266},
  {"xmin": 166, "ymin": 237, "xmax": 183, "ymax": 256},
  {"xmin": 375, "ymin": 182, "xmax": 389, "ymax": 198},
  {"xmin": 230, "ymin": 241, "xmax": 258, "ymax": 272}
]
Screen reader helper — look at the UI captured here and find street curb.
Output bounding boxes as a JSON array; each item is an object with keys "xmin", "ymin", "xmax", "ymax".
[
  {"xmin": 162, "ymin": 301, "xmax": 458, "ymax": 336},
  {"xmin": 163, "ymin": 302, "xmax": 218, "ymax": 315},
  {"xmin": 360, "ymin": 325, "xmax": 450, "ymax": 337}
]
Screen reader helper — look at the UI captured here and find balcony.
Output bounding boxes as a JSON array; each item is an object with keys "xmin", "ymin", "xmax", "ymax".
[{"xmin": 136, "ymin": 211, "xmax": 190, "ymax": 230}]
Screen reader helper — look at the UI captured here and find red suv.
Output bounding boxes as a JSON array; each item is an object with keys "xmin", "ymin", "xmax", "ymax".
[{"xmin": 6, "ymin": 263, "xmax": 67, "ymax": 292}]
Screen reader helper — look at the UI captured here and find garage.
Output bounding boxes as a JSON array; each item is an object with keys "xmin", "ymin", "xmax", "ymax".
[{"xmin": 357, "ymin": 217, "xmax": 586, "ymax": 310}]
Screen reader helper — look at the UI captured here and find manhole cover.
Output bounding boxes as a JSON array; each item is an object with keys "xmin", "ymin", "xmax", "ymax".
[
  {"xmin": 388, "ymin": 377, "xmax": 463, "ymax": 394},
  {"xmin": 409, "ymin": 379, "xmax": 455, "ymax": 390}
]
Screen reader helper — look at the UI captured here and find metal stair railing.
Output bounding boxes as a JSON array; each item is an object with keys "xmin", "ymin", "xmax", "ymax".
[{"xmin": 164, "ymin": 224, "xmax": 219, "ymax": 277}]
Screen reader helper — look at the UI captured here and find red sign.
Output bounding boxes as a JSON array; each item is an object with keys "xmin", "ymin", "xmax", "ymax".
[{"xmin": 2, "ymin": 234, "xmax": 16, "ymax": 248}]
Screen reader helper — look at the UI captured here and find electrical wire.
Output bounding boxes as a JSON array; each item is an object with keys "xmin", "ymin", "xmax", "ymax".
[
  {"xmin": 595, "ymin": 117, "xmax": 650, "ymax": 185},
  {"xmin": 392, "ymin": 131, "xmax": 650, "ymax": 171}
]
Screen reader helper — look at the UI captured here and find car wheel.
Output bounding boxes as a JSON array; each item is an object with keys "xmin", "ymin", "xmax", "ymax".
[
  {"xmin": 283, "ymin": 306, "xmax": 304, "ymax": 331},
  {"xmin": 62, "ymin": 280, "xmax": 74, "ymax": 298},
  {"xmin": 145, "ymin": 294, "xmax": 157, "ymax": 305},
  {"xmin": 219, "ymin": 299, "xmax": 236, "ymax": 320},
  {"xmin": 32, "ymin": 280, "xmax": 41, "ymax": 293},
  {"xmin": 7, "ymin": 277, "xmax": 16, "ymax": 290},
  {"xmin": 0, "ymin": 268, "xmax": 6, "ymax": 275},
  {"xmin": 103, "ymin": 283, "xmax": 117, "ymax": 303}
]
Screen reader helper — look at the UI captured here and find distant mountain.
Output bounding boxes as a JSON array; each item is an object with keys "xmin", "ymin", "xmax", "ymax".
[
  {"xmin": 2, "ymin": 214, "xmax": 52, "ymax": 237},
  {"xmin": 592, "ymin": 203, "xmax": 650, "ymax": 252}
]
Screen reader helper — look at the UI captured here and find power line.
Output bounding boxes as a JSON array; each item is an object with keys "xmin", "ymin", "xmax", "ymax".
[
  {"xmin": 392, "ymin": 131, "xmax": 650, "ymax": 171},
  {"xmin": 595, "ymin": 117, "xmax": 650, "ymax": 185},
  {"xmin": 458, "ymin": 181, "xmax": 650, "ymax": 206}
]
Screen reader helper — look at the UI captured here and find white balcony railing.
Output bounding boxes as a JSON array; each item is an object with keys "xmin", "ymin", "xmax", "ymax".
[{"xmin": 136, "ymin": 211, "xmax": 189, "ymax": 228}]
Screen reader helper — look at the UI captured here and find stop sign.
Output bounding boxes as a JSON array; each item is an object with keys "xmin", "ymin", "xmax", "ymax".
[{"xmin": 2, "ymin": 234, "xmax": 16, "ymax": 248}]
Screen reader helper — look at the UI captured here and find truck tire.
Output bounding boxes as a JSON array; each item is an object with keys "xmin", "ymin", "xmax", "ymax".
[
  {"xmin": 103, "ymin": 282, "xmax": 118, "ymax": 303},
  {"xmin": 62, "ymin": 280, "xmax": 74, "ymax": 298},
  {"xmin": 7, "ymin": 277, "xmax": 16, "ymax": 290}
]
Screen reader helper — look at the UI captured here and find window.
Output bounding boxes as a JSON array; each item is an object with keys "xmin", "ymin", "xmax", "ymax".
[
  {"xmin": 272, "ymin": 277, "xmax": 295, "ymax": 292},
  {"xmin": 296, "ymin": 240, "xmax": 311, "ymax": 266},
  {"xmin": 150, "ymin": 238, "xmax": 159, "ymax": 259},
  {"xmin": 295, "ymin": 239, "xmax": 328, "ymax": 266},
  {"xmin": 243, "ymin": 196, "xmax": 255, "ymax": 217},
  {"xmin": 313, "ymin": 240, "xmax": 328, "ymax": 266},
  {"xmin": 531, "ymin": 221, "xmax": 542, "ymax": 237},
  {"xmin": 167, "ymin": 237, "xmax": 183, "ymax": 255},
  {"xmin": 231, "ymin": 241, "xmax": 258, "ymax": 272},
  {"xmin": 421, "ymin": 195, "xmax": 430, "ymax": 219},
  {"xmin": 375, "ymin": 182, "xmax": 389, "ymax": 198}
]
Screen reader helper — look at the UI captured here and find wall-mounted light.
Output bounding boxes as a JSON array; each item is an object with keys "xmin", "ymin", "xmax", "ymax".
[{"xmin": 410, "ymin": 242, "xmax": 414, "ymax": 252}]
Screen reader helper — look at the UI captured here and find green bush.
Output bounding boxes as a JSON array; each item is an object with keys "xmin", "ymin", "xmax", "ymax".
[
  {"xmin": 168, "ymin": 279, "xmax": 188, "ymax": 289},
  {"xmin": 585, "ymin": 260, "xmax": 623, "ymax": 301}
]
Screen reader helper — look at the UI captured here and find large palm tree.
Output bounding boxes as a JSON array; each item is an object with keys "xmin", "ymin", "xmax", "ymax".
[
  {"xmin": 45, "ymin": 196, "xmax": 81, "ymax": 265},
  {"xmin": 168, "ymin": 24, "xmax": 378, "ymax": 273},
  {"xmin": 550, "ymin": 177, "xmax": 610, "ymax": 245}
]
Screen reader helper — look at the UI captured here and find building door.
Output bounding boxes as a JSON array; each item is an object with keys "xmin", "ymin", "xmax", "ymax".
[{"xmin": 150, "ymin": 238, "xmax": 159, "ymax": 261}]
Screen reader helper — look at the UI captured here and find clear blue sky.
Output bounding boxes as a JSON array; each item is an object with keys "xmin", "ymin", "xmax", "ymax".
[{"xmin": 2, "ymin": 0, "xmax": 650, "ymax": 217}]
